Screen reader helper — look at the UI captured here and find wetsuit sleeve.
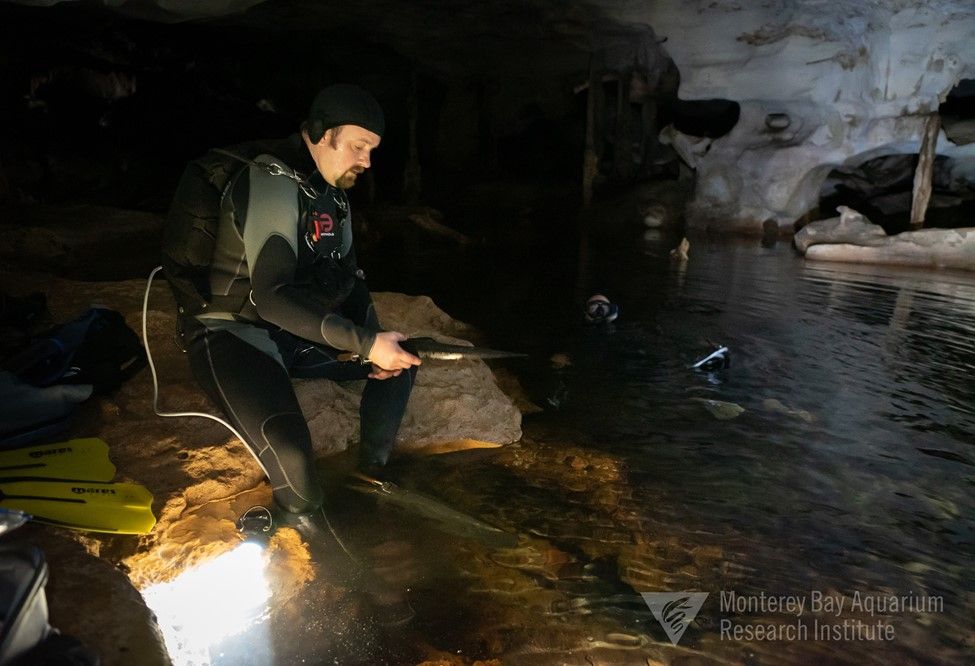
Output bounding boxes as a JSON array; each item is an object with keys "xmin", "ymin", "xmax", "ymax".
[
  {"xmin": 242, "ymin": 157, "xmax": 377, "ymax": 357},
  {"xmin": 358, "ymin": 280, "xmax": 381, "ymax": 332}
]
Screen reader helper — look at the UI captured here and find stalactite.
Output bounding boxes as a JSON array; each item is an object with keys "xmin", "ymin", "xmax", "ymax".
[
  {"xmin": 476, "ymin": 82, "xmax": 496, "ymax": 174},
  {"xmin": 403, "ymin": 69, "xmax": 422, "ymax": 205},
  {"xmin": 614, "ymin": 68, "xmax": 632, "ymax": 180},
  {"xmin": 909, "ymin": 113, "xmax": 940, "ymax": 229},
  {"xmin": 582, "ymin": 64, "xmax": 600, "ymax": 207}
]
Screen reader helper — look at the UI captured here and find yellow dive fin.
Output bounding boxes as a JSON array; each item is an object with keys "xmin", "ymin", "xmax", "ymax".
[
  {"xmin": 0, "ymin": 480, "xmax": 156, "ymax": 534},
  {"xmin": 0, "ymin": 438, "xmax": 116, "ymax": 482}
]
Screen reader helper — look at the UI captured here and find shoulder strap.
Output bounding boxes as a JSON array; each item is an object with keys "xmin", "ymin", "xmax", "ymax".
[{"xmin": 211, "ymin": 148, "xmax": 321, "ymax": 199}]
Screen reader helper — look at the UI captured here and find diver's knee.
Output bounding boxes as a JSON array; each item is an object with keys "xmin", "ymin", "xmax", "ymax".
[
  {"xmin": 392, "ymin": 364, "xmax": 418, "ymax": 392},
  {"xmin": 261, "ymin": 412, "xmax": 323, "ymax": 513}
]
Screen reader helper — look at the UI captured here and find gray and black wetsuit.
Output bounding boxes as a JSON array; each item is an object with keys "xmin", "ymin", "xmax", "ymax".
[{"xmin": 174, "ymin": 135, "xmax": 416, "ymax": 514}]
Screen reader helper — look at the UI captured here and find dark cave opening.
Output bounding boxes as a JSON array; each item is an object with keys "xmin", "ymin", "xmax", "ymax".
[
  {"xmin": 667, "ymin": 98, "xmax": 740, "ymax": 140},
  {"xmin": 940, "ymin": 78, "xmax": 975, "ymax": 146},
  {"xmin": 818, "ymin": 152, "xmax": 975, "ymax": 235},
  {"xmin": 0, "ymin": 3, "xmax": 418, "ymax": 211}
]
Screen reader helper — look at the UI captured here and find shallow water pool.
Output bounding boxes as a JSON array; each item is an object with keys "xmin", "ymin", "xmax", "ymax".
[{"xmin": 199, "ymin": 234, "xmax": 975, "ymax": 665}]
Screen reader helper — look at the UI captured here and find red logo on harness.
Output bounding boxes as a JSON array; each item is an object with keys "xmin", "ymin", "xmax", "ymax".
[{"xmin": 310, "ymin": 212, "xmax": 334, "ymax": 241}]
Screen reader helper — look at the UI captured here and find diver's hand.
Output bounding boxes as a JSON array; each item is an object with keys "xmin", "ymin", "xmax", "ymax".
[
  {"xmin": 367, "ymin": 331, "xmax": 422, "ymax": 373},
  {"xmin": 369, "ymin": 364, "xmax": 401, "ymax": 380}
]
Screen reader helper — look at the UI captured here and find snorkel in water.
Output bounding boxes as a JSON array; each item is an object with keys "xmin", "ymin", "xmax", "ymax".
[{"xmin": 690, "ymin": 346, "xmax": 730, "ymax": 371}]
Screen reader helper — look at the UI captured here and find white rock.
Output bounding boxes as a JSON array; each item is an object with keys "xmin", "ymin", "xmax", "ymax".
[
  {"xmin": 659, "ymin": 124, "xmax": 711, "ymax": 169},
  {"xmin": 793, "ymin": 206, "xmax": 887, "ymax": 253},
  {"xmin": 804, "ymin": 227, "xmax": 975, "ymax": 270}
]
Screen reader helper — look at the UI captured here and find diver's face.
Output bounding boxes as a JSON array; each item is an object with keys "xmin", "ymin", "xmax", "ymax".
[{"xmin": 312, "ymin": 125, "xmax": 381, "ymax": 189}]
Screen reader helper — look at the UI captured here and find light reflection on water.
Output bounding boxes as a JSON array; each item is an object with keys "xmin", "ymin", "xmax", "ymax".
[{"xmin": 237, "ymin": 238, "xmax": 975, "ymax": 664}]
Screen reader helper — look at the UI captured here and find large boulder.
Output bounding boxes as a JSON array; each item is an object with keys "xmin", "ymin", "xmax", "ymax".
[{"xmin": 297, "ymin": 292, "xmax": 523, "ymax": 455}]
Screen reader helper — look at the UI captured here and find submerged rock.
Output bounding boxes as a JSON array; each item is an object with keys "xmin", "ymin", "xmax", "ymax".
[
  {"xmin": 761, "ymin": 398, "xmax": 815, "ymax": 423},
  {"xmin": 691, "ymin": 397, "xmax": 745, "ymax": 420}
]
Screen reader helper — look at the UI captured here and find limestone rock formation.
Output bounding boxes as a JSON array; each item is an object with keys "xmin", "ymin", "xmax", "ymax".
[
  {"xmin": 793, "ymin": 205, "xmax": 975, "ymax": 269},
  {"xmin": 640, "ymin": 0, "xmax": 975, "ymax": 232},
  {"xmin": 9, "ymin": 1, "xmax": 974, "ymax": 238},
  {"xmin": 804, "ymin": 227, "xmax": 975, "ymax": 270},
  {"xmin": 793, "ymin": 206, "xmax": 888, "ymax": 252}
]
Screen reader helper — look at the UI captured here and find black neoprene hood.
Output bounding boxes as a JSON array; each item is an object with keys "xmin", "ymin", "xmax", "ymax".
[{"xmin": 306, "ymin": 84, "xmax": 385, "ymax": 142}]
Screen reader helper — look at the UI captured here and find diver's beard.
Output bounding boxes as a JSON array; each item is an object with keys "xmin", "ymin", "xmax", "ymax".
[{"xmin": 335, "ymin": 170, "xmax": 359, "ymax": 190}]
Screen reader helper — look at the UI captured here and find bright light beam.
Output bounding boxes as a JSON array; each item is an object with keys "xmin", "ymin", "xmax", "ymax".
[{"xmin": 142, "ymin": 542, "xmax": 272, "ymax": 665}]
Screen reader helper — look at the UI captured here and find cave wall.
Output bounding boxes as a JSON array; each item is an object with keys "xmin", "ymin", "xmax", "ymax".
[{"xmin": 625, "ymin": 0, "xmax": 975, "ymax": 232}]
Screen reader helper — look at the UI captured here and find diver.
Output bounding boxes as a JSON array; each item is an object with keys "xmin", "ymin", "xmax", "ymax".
[{"xmin": 163, "ymin": 85, "xmax": 421, "ymax": 538}]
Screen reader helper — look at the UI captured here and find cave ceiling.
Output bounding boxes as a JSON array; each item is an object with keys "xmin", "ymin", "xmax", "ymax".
[{"xmin": 4, "ymin": 0, "xmax": 673, "ymax": 85}]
